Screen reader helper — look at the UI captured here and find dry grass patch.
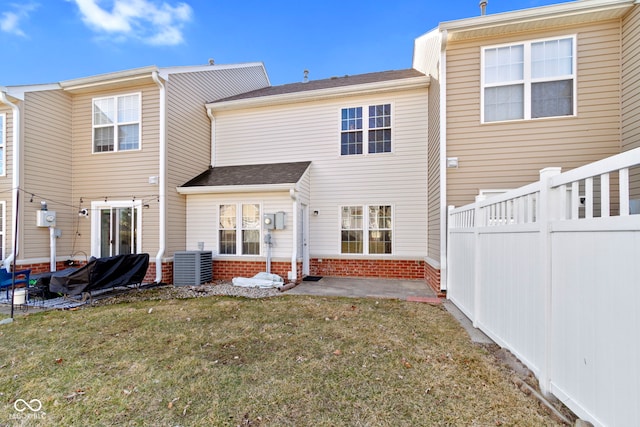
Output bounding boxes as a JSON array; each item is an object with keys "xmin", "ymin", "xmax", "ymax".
[{"xmin": 0, "ymin": 294, "xmax": 562, "ymax": 426}]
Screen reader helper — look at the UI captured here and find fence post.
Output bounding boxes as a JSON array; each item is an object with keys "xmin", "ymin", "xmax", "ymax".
[
  {"xmin": 444, "ymin": 205, "xmax": 455, "ymax": 295},
  {"xmin": 472, "ymin": 195, "xmax": 485, "ymax": 328},
  {"xmin": 538, "ymin": 167, "xmax": 562, "ymax": 397}
]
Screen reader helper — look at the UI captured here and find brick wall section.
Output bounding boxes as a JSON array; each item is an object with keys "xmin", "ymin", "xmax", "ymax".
[
  {"xmin": 19, "ymin": 258, "xmax": 433, "ymax": 287},
  {"xmin": 212, "ymin": 260, "xmax": 302, "ymax": 283},
  {"xmin": 310, "ymin": 258, "xmax": 425, "ymax": 280},
  {"xmin": 16, "ymin": 261, "xmax": 88, "ymax": 275},
  {"xmin": 145, "ymin": 262, "xmax": 171, "ymax": 284},
  {"xmin": 424, "ymin": 262, "xmax": 442, "ymax": 295}
]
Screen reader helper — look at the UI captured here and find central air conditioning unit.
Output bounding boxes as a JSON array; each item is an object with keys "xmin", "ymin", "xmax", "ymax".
[{"xmin": 173, "ymin": 251, "xmax": 213, "ymax": 286}]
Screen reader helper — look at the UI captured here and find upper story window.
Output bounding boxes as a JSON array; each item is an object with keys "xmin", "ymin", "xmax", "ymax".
[
  {"xmin": 219, "ymin": 203, "xmax": 261, "ymax": 255},
  {"xmin": 482, "ymin": 36, "xmax": 575, "ymax": 123},
  {"xmin": 93, "ymin": 93, "xmax": 141, "ymax": 153},
  {"xmin": 340, "ymin": 104, "xmax": 392, "ymax": 155},
  {"xmin": 0, "ymin": 113, "xmax": 5, "ymax": 176},
  {"xmin": 341, "ymin": 205, "xmax": 393, "ymax": 254}
]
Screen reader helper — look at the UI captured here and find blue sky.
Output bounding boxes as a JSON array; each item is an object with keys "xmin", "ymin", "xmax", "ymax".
[{"xmin": 1, "ymin": 0, "xmax": 573, "ymax": 87}]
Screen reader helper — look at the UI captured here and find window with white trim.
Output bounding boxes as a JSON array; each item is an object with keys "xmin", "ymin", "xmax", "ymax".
[
  {"xmin": 0, "ymin": 113, "xmax": 5, "ymax": 176},
  {"xmin": 482, "ymin": 36, "xmax": 575, "ymax": 123},
  {"xmin": 340, "ymin": 104, "xmax": 392, "ymax": 155},
  {"xmin": 93, "ymin": 93, "xmax": 141, "ymax": 152},
  {"xmin": 219, "ymin": 203, "xmax": 261, "ymax": 255},
  {"xmin": 341, "ymin": 205, "xmax": 392, "ymax": 254}
]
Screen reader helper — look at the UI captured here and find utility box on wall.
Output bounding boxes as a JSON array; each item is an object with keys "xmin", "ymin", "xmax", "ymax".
[
  {"xmin": 264, "ymin": 213, "xmax": 275, "ymax": 230},
  {"xmin": 275, "ymin": 211, "xmax": 286, "ymax": 229},
  {"xmin": 264, "ymin": 212, "xmax": 286, "ymax": 230},
  {"xmin": 36, "ymin": 210, "xmax": 56, "ymax": 227}
]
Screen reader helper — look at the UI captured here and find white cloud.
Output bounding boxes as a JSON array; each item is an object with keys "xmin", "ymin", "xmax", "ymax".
[
  {"xmin": 0, "ymin": 3, "xmax": 39, "ymax": 37},
  {"xmin": 71, "ymin": 0, "xmax": 192, "ymax": 46}
]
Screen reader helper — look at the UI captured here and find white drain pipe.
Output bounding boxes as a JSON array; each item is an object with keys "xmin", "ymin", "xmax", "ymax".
[
  {"xmin": 0, "ymin": 89, "xmax": 21, "ymax": 270},
  {"xmin": 151, "ymin": 71, "xmax": 166, "ymax": 283},
  {"xmin": 290, "ymin": 188, "xmax": 298, "ymax": 282}
]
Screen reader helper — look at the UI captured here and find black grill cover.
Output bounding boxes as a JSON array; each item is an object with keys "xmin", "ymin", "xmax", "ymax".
[{"xmin": 49, "ymin": 254, "xmax": 149, "ymax": 296}]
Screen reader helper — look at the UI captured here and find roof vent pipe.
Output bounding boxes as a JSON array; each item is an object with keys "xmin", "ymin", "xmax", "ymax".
[
  {"xmin": 479, "ymin": 0, "xmax": 488, "ymax": 15},
  {"xmin": 303, "ymin": 69, "xmax": 309, "ymax": 83}
]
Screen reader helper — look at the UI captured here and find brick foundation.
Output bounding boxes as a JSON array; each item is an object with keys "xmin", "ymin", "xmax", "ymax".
[
  {"xmin": 145, "ymin": 261, "xmax": 172, "ymax": 284},
  {"xmin": 310, "ymin": 258, "xmax": 425, "ymax": 280},
  {"xmin": 17, "ymin": 257, "xmax": 436, "ymax": 288},
  {"xmin": 213, "ymin": 260, "xmax": 302, "ymax": 283},
  {"xmin": 424, "ymin": 262, "xmax": 442, "ymax": 295}
]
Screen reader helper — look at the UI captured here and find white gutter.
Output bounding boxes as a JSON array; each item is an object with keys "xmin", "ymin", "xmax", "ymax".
[
  {"xmin": 151, "ymin": 71, "xmax": 166, "ymax": 283},
  {"xmin": 0, "ymin": 89, "xmax": 20, "ymax": 270},
  {"xmin": 207, "ymin": 108, "xmax": 216, "ymax": 167},
  {"xmin": 176, "ymin": 183, "xmax": 294, "ymax": 195},
  {"xmin": 439, "ymin": 0, "xmax": 635, "ymax": 32},
  {"xmin": 439, "ymin": 30, "xmax": 449, "ymax": 292},
  {"xmin": 289, "ymin": 188, "xmax": 298, "ymax": 282},
  {"xmin": 59, "ymin": 66, "xmax": 158, "ymax": 91}
]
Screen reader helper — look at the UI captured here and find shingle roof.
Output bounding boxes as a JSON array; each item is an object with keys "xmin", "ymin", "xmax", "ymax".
[
  {"xmin": 210, "ymin": 69, "xmax": 426, "ymax": 103},
  {"xmin": 181, "ymin": 161, "xmax": 312, "ymax": 187}
]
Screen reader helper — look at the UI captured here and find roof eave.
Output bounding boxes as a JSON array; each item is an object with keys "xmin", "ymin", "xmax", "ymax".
[
  {"xmin": 206, "ymin": 75, "xmax": 431, "ymax": 111},
  {"xmin": 177, "ymin": 183, "xmax": 295, "ymax": 195},
  {"xmin": 440, "ymin": 0, "xmax": 635, "ymax": 39},
  {"xmin": 59, "ymin": 66, "xmax": 160, "ymax": 92},
  {"xmin": 158, "ymin": 62, "xmax": 268, "ymax": 81}
]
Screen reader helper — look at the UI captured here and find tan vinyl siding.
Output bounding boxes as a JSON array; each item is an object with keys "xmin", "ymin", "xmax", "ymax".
[
  {"xmin": 22, "ymin": 90, "xmax": 73, "ymax": 259},
  {"xmin": 622, "ymin": 5, "xmax": 640, "ymax": 199},
  {"xmin": 213, "ymin": 89, "xmax": 428, "ymax": 259},
  {"xmin": 427, "ymin": 79, "xmax": 441, "ymax": 263},
  {"xmin": 186, "ymin": 192, "xmax": 294, "ymax": 261},
  {"xmin": 446, "ymin": 20, "xmax": 623, "ymax": 208},
  {"xmin": 413, "ymin": 29, "xmax": 443, "ymax": 264},
  {"xmin": 166, "ymin": 67, "xmax": 270, "ymax": 257},
  {"xmin": 71, "ymin": 83, "xmax": 160, "ymax": 257}
]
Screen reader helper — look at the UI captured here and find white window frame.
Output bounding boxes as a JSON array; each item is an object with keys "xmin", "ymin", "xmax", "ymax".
[
  {"xmin": 92, "ymin": 92, "xmax": 142, "ymax": 153},
  {"xmin": 481, "ymin": 35, "xmax": 577, "ymax": 123},
  {"xmin": 339, "ymin": 204, "xmax": 394, "ymax": 255},
  {"xmin": 218, "ymin": 203, "xmax": 262, "ymax": 256},
  {"xmin": 90, "ymin": 200, "xmax": 143, "ymax": 257},
  {"xmin": 0, "ymin": 201, "xmax": 5, "ymax": 260},
  {"xmin": 339, "ymin": 103, "xmax": 394, "ymax": 156},
  {"xmin": 0, "ymin": 113, "xmax": 5, "ymax": 176}
]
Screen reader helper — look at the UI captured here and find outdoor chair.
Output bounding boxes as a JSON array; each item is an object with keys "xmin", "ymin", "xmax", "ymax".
[{"xmin": 0, "ymin": 267, "xmax": 32, "ymax": 301}]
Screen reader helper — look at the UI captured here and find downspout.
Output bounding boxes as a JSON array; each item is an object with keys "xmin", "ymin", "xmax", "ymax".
[
  {"xmin": 439, "ymin": 29, "xmax": 449, "ymax": 292},
  {"xmin": 151, "ymin": 72, "xmax": 166, "ymax": 283},
  {"xmin": 289, "ymin": 187, "xmax": 298, "ymax": 282},
  {"xmin": 0, "ymin": 89, "xmax": 20, "ymax": 270},
  {"xmin": 207, "ymin": 108, "xmax": 216, "ymax": 167}
]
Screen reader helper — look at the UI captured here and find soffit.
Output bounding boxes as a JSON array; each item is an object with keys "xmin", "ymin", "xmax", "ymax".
[
  {"xmin": 59, "ymin": 66, "xmax": 159, "ymax": 94},
  {"xmin": 443, "ymin": 1, "xmax": 634, "ymax": 42}
]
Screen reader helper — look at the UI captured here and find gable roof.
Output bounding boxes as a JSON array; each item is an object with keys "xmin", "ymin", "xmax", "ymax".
[
  {"xmin": 57, "ymin": 62, "xmax": 268, "ymax": 94},
  {"xmin": 207, "ymin": 69, "xmax": 429, "ymax": 111},
  {"xmin": 178, "ymin": 161, "xmax": 312, "ymax": 194}
]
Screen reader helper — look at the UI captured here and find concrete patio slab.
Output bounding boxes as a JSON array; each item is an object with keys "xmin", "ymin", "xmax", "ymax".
[{"xmin": 285, "ymin": 276, "xmax": 437, "ymax": 300}]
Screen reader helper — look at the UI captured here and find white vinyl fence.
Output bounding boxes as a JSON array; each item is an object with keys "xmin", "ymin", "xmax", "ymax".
[{"xmin": 447, "ymin": 148, "xmax": 640, "ymax": 427}]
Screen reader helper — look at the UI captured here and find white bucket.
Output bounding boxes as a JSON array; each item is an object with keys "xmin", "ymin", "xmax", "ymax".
[{"xmin": 13, "ymin": 288, "xmax": 27, "ymax": 305}]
